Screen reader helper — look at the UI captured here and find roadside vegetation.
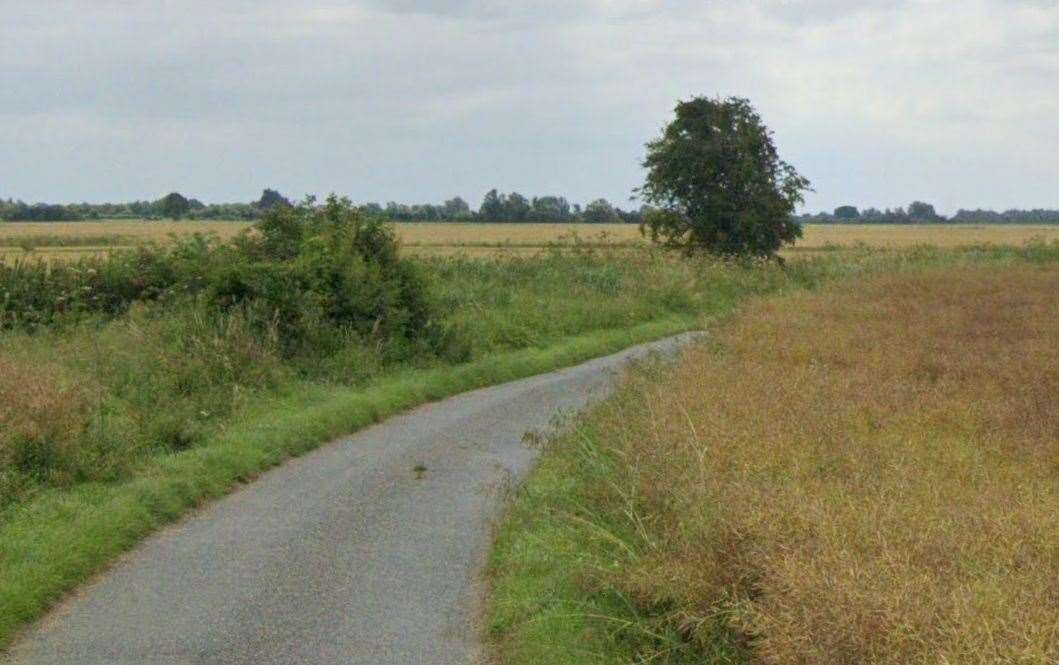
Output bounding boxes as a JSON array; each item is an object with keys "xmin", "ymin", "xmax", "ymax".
[
  {"xmin": 488, "ymin": 248, "xmax": 1059, "ymax": 664},
  {"xmin": 0, "ymin": 195, "xmax": 849, "ymax": 646},
  {"xmin": 4, "ymin": 205, "xmax": 1056, "ymax": 653},
  {"xmin": 0, "ymin": 198, "xmax": 747, "ymax": 509}
]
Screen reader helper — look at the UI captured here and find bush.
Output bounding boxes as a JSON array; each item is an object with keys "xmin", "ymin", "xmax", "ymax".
[
  {"xmin": 0, "ymin": 196, "xmax": 446, "ymax": 361},
  {"xmin": 207, "ymin": 195, "xmax": 443, "ymax": 360},
  {"xmin": 0, "ymin": 242, "xmax": 194, "ymax": 330}
]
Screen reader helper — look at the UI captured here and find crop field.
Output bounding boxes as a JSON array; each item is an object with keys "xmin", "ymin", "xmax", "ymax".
[
  {"xmin": 1, "ymin": 220, "xmax": 1058, "ymax": 263},
  {"xmin": 490, "ymin": 257, "xmax": 1059, "ymax": 664}
]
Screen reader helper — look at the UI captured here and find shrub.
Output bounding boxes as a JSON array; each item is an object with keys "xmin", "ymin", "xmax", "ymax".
[
  {"xmin": 0, "ymin": 241, "xmax": 196, "ymax": 330},
  {"xmin": 0, "ymin": 196, "xmax": 447, "ymax": 362},
  {"xmin": 208, "ymin": 195, "xmax": 442, "ymax": 359}
]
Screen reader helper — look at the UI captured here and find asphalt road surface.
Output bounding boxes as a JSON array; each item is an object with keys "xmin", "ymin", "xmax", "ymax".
[{"xmin": 6, "ymin": 333, "xmax": 697, "ymax": 665}]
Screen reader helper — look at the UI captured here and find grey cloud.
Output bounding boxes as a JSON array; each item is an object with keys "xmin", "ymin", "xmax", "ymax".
[{"xmin": 0, "ymin": 0, "xmax": 1056, "ymax": 213}]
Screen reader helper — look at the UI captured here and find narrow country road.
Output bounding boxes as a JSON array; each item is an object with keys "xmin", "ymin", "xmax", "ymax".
[{"xmin": 6, "ymin": 333, "xmax": 697, "ymax": 665}]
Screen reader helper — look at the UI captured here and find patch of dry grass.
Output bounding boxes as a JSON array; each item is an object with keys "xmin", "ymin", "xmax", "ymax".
[
  {"xmin": 587, "ymin": 263, "xmax": 1058, "ymax": 663},
  {"xmin": 0, "ymin": 357, "xmax": 95, "ymax": 489},
  {"xmin": 796, "ymin": 223, "xmax": 1059, "ymax": 249},
  {"xmin": 0, "ymin": 220, "xmax": 249, "ymax": 242},
  {"xmin": 3, "ymin": 221, "xmax": 1057, "ymax": 263}
]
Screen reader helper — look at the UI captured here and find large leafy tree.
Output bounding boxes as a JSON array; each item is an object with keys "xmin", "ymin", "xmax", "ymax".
[
  {"xmin": 479, "ymin": 189, "xmax": 505, "ymax": 221},
  {"xmin": 257, "ymin": 188, "xmax": 291, "ymax": 210},
  {"xmin": 834, "ymin": 205, "xmax": 860, "ymax": 220},
  {"xmin": 907, "ymin": 201, "xmax": 941, "ymax": 223},
  {"xmin": 583, "ymin": 198, "xmax": 620, "ymax": 224},
  {"xmin": 530, "ymin": 196, "xmax": 571, "ymax": 222},
  {"xmin": 159, "ymin": 192, "xmax": 191, "ymax": 220},
  {"xmin": 638, "ymin": 96, "xmax": 810, "ymax": 258}
]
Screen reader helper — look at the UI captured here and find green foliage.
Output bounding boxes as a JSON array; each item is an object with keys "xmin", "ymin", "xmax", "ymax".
[
  {"xmin": 473, "ymin": 190, "xmax": 640, "ymax": 224},
  {"xmin": 0, "ymin": 196, "xmax": 441, "ymax": 359},
  {"xmin": 639, "ymin": 96, "xmax": 811, "ymax": 258},
  {"xmin": 4, "ymin": 193, "xmax": 1059, "ymax": 226},
  {"xmin": 256, "ymin": 188, "xmax": 290, "ymax": 210},
  {"xmin": 907, "ymin": 200, "xmax": 940, "ymax": 222},
  {"xmin": 582, "ymin": 198, "xmax": 620, "ymax": 224},
  {"xmin": 219, "ymin": 195, "xmax": 441, "ymax": 357},
  {"xmin": 0, "ymin": 246, "xmax": 190, "ymax": 330},
  {"xmin": 159, "ymin": 192, "xmax": 191, "ymax": 219},
  {"xmin": 424, "ymin": 248, "xmax": 706, "ymax": 357},
  {"xmin": 0, "ymin": 196, "xmax": 453, "ymax": 499},
  {"xmin": 804, "ymin": 201, "xmax": 964, "ymax": 224},
  {"xmin": 834, "ymin": 205, "xmax": 860, "ymax": 220}
]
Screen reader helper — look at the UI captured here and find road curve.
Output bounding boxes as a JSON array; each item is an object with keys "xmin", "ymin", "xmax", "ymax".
[{"xmin": 6, "ymin": 333, "xmax": 697, "ymax": 665}]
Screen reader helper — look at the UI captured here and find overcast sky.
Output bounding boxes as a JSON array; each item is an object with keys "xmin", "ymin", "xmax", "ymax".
[{"xmin": 2, "ymin": 1, "xmax": 1057, "ymax": 213}]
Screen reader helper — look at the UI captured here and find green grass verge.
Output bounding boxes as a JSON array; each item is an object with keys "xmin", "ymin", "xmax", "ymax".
[
  {"xmin": 487, "ymin": 413, "xmax": 730, "ymax": 665},
  {"xmin": 0, "ymin": 315, "xmax": 700, "ymax": 649}
]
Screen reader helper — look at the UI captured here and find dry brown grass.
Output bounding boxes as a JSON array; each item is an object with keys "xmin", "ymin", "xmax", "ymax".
[
  {"xmin": 596, "ymin": 263, "xmax": 1059, "ymax": 663},
  {"xmin": 796, "ymin": 223, "xmax": 1059, "ymax": 249},
  {"xmin": 0, "ymin": 357, "xmax": 94, "ymax": 481},
  {"xmin": 0, "ymin": 220, "xmax": 250, "ymax": 242}
]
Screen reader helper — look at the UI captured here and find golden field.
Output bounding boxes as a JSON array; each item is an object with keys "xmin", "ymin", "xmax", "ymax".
[
  {"xmin": 1, "ymin": 220, "xmax": 1058, "ymax": 262},
  {"xmin": 572, "ymin": 263, "xmax": 1059, "ymax": 663}
]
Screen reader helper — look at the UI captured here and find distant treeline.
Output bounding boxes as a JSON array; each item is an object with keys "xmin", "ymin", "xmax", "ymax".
[
  {"xmin": 803, "ymin": 201, "xmax": 1059, "ymax": 225},
  {"xmin": 5, "ymin": 191, "xmax": 1056, "ymax": 225},
  {"xmin": 0, "ymin": 189, "xmax": 645, "ymax": 224},
  {"xmin": 0, "ymin": 197, "xmax": 260, "ymax": 222}
]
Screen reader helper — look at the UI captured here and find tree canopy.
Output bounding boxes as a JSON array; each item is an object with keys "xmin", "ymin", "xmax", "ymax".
[
  {"xmin": 638, "ymin": 96, "xmax": 810, "ymax": 258},
  {"xmin": 834, "ymin": 205, "xmax": 860, "ymax": 220},
  {"xmin": 159, "ymin": 192, "xmax": 191, "ymax": 219},
  {"xmin": 257, "ymin": 188, "xmax": 291, "ymax": 210}
]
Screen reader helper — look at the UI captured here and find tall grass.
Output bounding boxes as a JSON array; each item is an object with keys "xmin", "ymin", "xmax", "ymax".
[
  {"xmin": 0, "ymin": 359, "xmax": 95, "ymax": 501},
  {"xmin": 489, "ymin": 254, "xmax": 1059, "ymax": 664},
  {"xmin": 421, "ymin": 246, "xmax": 794, "ymax": 355}
]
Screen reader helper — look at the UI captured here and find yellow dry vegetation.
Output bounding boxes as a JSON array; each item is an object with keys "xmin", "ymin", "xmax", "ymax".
[
  {"xmin": 397, "ymin": 222, "xmax": 1059, "ymax": 251},
  {"xmin": 596, "ymin": 263, "xmax": 1059, "ymax": 663},
  {"xmin": 796, "ymin": 223, "xmax": 1059, "ymax": 249},
  {"xmin": 0, "ymin": 220, "xmax": 249, "ymax": 242},
  {"xmin": 394, "ymin": 222, "xmax": 643, "ymax": 247},
  {"xmin": 0, "ymin": 357, "xmax": 94, "ymax": 480},
  {"xmin": 1, "ymin": 220, "xmax": 1057, "ymax": 262}
]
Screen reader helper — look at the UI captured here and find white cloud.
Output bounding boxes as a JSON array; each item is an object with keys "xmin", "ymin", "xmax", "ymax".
[{"xmin": 0, "ymin": 0, "xmax": 1056, "ymax": 212}]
